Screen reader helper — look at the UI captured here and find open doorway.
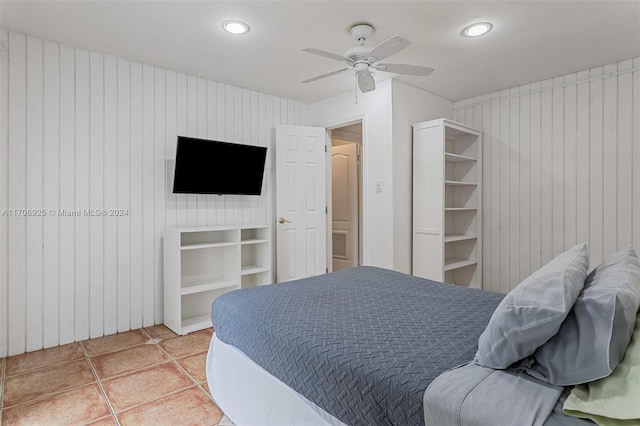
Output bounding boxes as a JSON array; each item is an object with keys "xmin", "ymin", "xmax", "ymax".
[{"xmin": 330, "ymin": 122, "xmax": 362, "ymax": 271}]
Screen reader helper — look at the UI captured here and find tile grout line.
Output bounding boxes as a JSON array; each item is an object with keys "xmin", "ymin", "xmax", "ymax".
[
  {"xmin": 79, "ymin": 341, "xmax": 121, "ymax": 426},
  {"xmin": 155, "ymin": 340, "xmax": 202, "ymax": 386},
  {"xmin": 195, "ymin": 381, "xmax": 215, "ymax": 404},
  {"xmin": 140, "ymin": 327, "xmax": 206, "ymax": 398},
  {"xmin": 139, "ymin": 328, "xmax": 153, "ymax": 340},
  {"xmin": 151, "ymin": 329, "xmax": 218, "ymax": 406},
  {"xmin": 150, "ymin": 331, "xmax": 218, "ymax": 405}
]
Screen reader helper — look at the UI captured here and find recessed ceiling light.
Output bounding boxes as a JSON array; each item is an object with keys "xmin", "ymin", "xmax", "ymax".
[
  {"xmin": 462, "ymin": 22, "xmax": 493, "ymax": 37},
  {"xmin": 223, "ymin": 20, "xmax": 250, "ymax": 35}
]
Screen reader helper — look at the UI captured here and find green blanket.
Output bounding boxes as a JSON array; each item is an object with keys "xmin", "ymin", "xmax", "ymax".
[{"xmin": 563, "ymin": 312, "xmax": 640, "ymax": 426}]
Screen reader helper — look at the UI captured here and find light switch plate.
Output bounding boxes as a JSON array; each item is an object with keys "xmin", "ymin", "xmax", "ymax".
[{"xmin": 375, "ymin": 179, "xmax": 382, "ymax": 193}]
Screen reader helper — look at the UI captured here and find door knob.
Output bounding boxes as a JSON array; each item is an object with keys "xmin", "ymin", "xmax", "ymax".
[{"xmin": 278, "ymin": 217, "xmax": 291, "ymax": 224}]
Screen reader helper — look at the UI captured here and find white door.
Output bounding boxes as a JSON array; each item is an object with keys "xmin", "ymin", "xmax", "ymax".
[
  {"xmin": 275, "ymin": 125, "xmax": 327, "ymax": 282},
  {"xmin": 331, "ymin": 143, "xmax": 359, "ymax": 271}
]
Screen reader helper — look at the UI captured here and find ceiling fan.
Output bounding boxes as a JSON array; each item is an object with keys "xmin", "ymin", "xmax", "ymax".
[{"xmin": 301, "ymin": 24, "xmax": 434, "ymax": 93}]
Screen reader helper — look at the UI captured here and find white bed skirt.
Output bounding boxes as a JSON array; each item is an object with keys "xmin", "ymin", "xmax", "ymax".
[{"xmin": 206, "ymin": 334, "xmax": 347, "ymax": 426}]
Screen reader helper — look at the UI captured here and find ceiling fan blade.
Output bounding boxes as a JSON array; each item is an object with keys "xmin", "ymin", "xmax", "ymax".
[
  {"xmin": 301, "ymin": 68, "xmax": 350, "ymax": 83},
  {"xmin": 368, "ymin": 36, "xmax": 412, "ymax": 62},
  {"xmin": 373, "ymin": 63, "xmax": 434, "ymax": 76},
  {"xmin": 357, "ymin": 70, "xmax": 375, "ymax": 93},
  {"xmin": 302, "ymin": 48, "xmax": 351, "ymax": 63}
]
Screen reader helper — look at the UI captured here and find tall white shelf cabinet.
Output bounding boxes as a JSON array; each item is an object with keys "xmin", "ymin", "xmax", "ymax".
[
  {"xmin": 164, "ymin": 225, "xmax": 272, "ymax": 334},
  {"xmin": 413, "ymin": 118, "xmax": 482, "ymax": 288}
]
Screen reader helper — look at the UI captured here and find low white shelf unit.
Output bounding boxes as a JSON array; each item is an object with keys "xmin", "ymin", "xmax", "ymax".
[{"xmin": 164, "ymin": 225, "xmax": 272, "ymax": 334}]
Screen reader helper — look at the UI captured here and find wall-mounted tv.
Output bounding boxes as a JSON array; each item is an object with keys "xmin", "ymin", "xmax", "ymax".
[{"xmin": 172, "ymin": 136, "xmax": 268, "ymax": 195}]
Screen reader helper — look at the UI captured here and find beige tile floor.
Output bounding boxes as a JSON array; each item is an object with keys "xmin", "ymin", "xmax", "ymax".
[{"xmin": 0, "ymin": 325, "xmax": 234, "ymax": 425}]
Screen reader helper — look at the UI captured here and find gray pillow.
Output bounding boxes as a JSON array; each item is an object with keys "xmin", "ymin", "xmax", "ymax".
[
  {"xmin": 475, "ymin": 243, "xmax": 589, "ymax": 369},
  {"xmin": 527, "ymin": 247, "xmax": 640, "ymax": 385}
]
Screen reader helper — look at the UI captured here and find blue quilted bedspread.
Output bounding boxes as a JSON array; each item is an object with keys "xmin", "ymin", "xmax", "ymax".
[{"xmin": 212, "ymin": 266, "xmax": 504, "ymax": 426}]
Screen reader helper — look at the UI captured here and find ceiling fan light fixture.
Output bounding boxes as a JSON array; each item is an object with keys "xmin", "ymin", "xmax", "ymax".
[
  {"xmin": 357, "ymin": 70, "xmax": 376, "ymax": 93},
  {"xmin": 223, "ymin": 20, "xmax": 250, "ymax": 35},
  {"xmin": 462, "ymin": 22, "xmax": 493, "ymax": 37}
]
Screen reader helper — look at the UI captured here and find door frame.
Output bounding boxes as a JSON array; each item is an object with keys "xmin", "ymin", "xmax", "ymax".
[{"xmin": 325, "ymin": 114, "xmax": 367, "ymax": 273}]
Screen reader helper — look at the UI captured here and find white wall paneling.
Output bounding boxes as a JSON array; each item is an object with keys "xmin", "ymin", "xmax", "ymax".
[
  {"xmin": 129, "ymin": 61, "xmax": 143, "ymax": 332},
  {"xmin": 0, "ymin": 26, "xmax": 10, "ymax": 358},
  {"xmin": 89, "ymin": 51, "xmax": 104, "ymax": 338},
  {"xmin": 75, "ymin": 46, "xmax": 90, "ymax": 342},
  {"xmin": 59, "ymin": 42, "xmax": 75, "ymax": 345},
  {"xmin": 142, "ymin": 64, "xmax": 155, "ymax": 329},
  {"xmin": 8, "ymin": 31, "xmax": 27, "ymax": 354},
  {"xmin": 153, "ymin": 67, "xmax": 166, "ymax": 325},
  {"xmin": 42, "ymin": 40, "xmax": 60, "ymax": 348},
  {"xmin": 0, "ymin": 30, "xmax": 309, "ymax": 356},
  {"xmin": 103, "ymin": 54, "xmax": 118, "ymax": 336},
  {"xmin": 454, "ymin": 57, "xmax": 640, "ymax": 293},
  {"xmin": 25, "ymin": 35, "xmax": 44, "ymax": 352}
]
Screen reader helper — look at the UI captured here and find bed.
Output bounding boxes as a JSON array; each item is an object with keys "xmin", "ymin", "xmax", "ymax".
[{"xmin": 206, "ymin": 266, "xmax": 593, "ymax": 426}]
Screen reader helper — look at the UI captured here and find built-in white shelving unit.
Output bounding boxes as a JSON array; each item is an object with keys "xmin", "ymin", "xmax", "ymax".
[
  {"xmin": 413, "ymin": 118, "xmax": 482, "ymax": 288},
  {"xmin": 164, "ymin": 225, "xmax": 272, "ymax": 334}
]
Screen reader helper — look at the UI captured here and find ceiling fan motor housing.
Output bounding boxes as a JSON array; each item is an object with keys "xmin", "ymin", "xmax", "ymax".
[{"xmin": 345, "ymin": 45, "xmax": 372, "ymax": 63}]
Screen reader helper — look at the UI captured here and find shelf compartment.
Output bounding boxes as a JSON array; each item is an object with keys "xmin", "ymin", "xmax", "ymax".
[
  {"xmin": 444, "ymin": 237, "xmax": 477, "ymax": 265},
  {"xmin": 444, "ymin": 208, "xmax": 477, "ymax": 211},
  {"xmin": 445, "ymin": 159, "xmax": 477, "ymax": 183},
  {"xmin": 181, "ymin": 278, "xmax": 239, "ymax": 295},
  {"xmin": 181, "ymin": 241, "xmax": 237, "ymax": 250},
  {"xmin": 445, "ymin": 152, "xmax": 477, "ymax": 162},
  {"xmin": 444, "ymin": 234, "xmax": 477, "ymax": 243},
  {"xmin": 180, "ymin": 314, "xmax": 212, "ymax": 334},
  {"xmin": 180, "ymin": 287, "xmax": 237, "ymax": 333},
  {"xmin": 445, "ymin": 209, "xmax": 478, "ymax": 237},
  {"xmin": 444, "ymin": 258, "xmax": 477, "ymax": 271},
  {"xmin": 241, "ymin": 243, "xmax": 269, "ymax": 276},
  {"xmin": 445, "ymin": 185, "xmax": 477, "ymax": 209},
  {"xmin": 241, "ymin": 227, "xmax": 270, "ymax": 242},
  {"xmin": 181, "ymin": 229, "xmax": 238, "ymax": 247},
  {"xmin": 445, "ymin": 130, "xmax": 478, "ymax": 158},
  {"xmin": 181, "ymin": 246, "xmax": 240, "ymax": 287},
  {"xmin": 444, "ymin": 264, "xmax": 478, "ymax": 288},
  {"xmin": 242, "ymin": 271, "xmax": 272, "ymax": 288},
  {"xmin": 445, "ymin": 180, "xmax": 477, "ymax": 186}
]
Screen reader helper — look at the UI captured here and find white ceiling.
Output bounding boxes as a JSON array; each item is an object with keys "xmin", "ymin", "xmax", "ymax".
[{"xmin": 1, "ymin": 1, "xmax": 639, "ymax": 104}]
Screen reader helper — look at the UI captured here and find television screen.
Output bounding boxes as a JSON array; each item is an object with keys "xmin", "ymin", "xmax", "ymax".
[{"xmin": 172, "ymin": 136, "xmax": 267, "ymax": 195}]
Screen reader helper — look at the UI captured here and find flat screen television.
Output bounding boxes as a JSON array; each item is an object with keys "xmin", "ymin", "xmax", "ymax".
[{"xmin": 172, "ymin": 136, "xmax": 268, "ymax": 195}]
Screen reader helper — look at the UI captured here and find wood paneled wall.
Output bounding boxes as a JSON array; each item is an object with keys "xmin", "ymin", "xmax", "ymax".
[
  {"xmin": 0, "ymin": 30, "xmax": 309, "ymax": 356},
  {"xmin": 454, "ymin": 57, "xmax": 640, "ymax": 294}
]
